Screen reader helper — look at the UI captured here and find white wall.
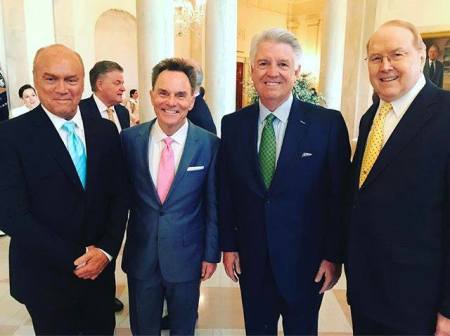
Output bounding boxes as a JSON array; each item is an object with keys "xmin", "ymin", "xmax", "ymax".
[{"xmin": 95, "ymin": 9, "xmax": 138, "ymax": 96}]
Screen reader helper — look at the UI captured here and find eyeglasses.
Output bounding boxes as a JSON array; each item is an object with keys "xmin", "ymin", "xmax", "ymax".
[{"xmin": 365, "ymin": 51, "xmax": 409, "ymax": 65}]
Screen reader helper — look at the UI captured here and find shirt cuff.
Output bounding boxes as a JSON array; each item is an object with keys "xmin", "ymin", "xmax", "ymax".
[{"xmin": 86, "ymin": 246, "xmax": 112, "ymax": 262}]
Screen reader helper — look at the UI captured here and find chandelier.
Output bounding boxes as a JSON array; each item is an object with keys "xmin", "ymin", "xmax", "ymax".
[{"xmin": 174, "ymin": 0, "xmax": 206, "ymax": 36}]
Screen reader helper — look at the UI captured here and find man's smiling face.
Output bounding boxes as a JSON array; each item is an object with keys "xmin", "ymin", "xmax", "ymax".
[{"xmin": 251, "ymin": 40, "xmax": 299, "ymax": 111}]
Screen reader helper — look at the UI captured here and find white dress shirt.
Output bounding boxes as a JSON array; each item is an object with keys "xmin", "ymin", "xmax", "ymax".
[
  {"xmin": 149, "ymin": 120, "xmax": 189, "ymax": 187},
  {"xmin": 257, "ymin": 94, "xmax": 293, "ymax": 164},
  {"xmin": 93, "ymin": 94, "xmax": 122, "ymax": 133},
  {"xmin": 43, "ymin": 106, "xmax": 87, "ymax": 150},
  {"xmin": 379, "ymin": 74, "xmax": 426, "ymax": 145},
  {"xmin": 10, "ymin": 105, "xmax": 30, "ymax": 118}
]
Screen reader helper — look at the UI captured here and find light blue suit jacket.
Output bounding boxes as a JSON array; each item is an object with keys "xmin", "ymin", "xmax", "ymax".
[{"xmin": 121, "ymin": 119, "xmax": 220, "ymax": 284}]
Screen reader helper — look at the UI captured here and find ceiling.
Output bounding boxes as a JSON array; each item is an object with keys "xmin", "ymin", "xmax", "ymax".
[{"xmin": 243, "ymin": 0, "xmax": 324, "ymax": 16}]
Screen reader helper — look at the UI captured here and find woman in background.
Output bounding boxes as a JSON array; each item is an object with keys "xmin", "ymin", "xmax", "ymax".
[
  {"xmin": 125, "ymin": 89, "xmax": 139, "ymax": 125},
  {"xmin": 10, "ymin": 84, "xmax": 39, "ymax": 118}
]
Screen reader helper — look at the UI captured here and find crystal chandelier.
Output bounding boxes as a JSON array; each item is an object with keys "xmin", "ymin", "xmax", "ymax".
[{"xmin": 174, "ymin": 0, "xmax": 206, "ymax": 36}]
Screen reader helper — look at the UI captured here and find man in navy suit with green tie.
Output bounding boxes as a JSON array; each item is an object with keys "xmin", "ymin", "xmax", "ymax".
[{"xmin": 219, "ymin": 28, "xmax": 350, "ymax": 335}]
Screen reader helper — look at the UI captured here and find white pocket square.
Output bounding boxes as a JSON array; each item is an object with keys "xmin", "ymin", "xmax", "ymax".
[
  {"xmin": 187, "ymin": 166, "xmax": 204, "ymax": 171},
  {"xmin": 301, "ymin": 152, "xmax": 312, "ymax": 158}
]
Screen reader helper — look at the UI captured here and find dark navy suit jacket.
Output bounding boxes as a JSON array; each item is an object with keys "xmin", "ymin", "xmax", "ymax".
[
  {"xmin": 219, "ymin": 98, "xmax": 350, "ymax": 304},
  {"xmin": 346, "ymin": 81, "xmax": 450, "ymax": 332},
  {"xmin": 423, "ymin": 58, "xmax": 444, "ymax": 88},
  {"xmin": 0, "ymin": 105, "xmax": 128, "ymax": 307},
  {"xmin": 187, "ymin": 95, "xmax": 216, "ymax": 134},
  {"xmin": 80, "ymin": 95, "xmax": 130, "ymax": 130}
]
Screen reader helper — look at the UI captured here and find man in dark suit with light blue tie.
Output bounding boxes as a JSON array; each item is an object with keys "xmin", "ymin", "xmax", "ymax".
[
  {"xmin": 219, "ymin": 28, "xmax": 350, "ymax": 335},
  {"xmin": 121, "ymin": 58, "xmax": 220, "ymax": 335},
  {"xmin": 0, "ymin": 44, "xmax": 128, "ymax": 335}
]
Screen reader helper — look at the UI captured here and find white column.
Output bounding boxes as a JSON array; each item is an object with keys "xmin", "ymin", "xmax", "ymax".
[
  {"xmin": 205, "ymin": 0, "xmax": 237, "ymax": 133},
  {"xmin": 23, "ymin": 0, "xmax": 55, "ymax": 81},
  {"xmin": 136, "ymin": 0, "xmax": 174, "ymax": 122},
  {"xmin": 318, "ymin": 0, "xmax": 347, "ymax": 110}
]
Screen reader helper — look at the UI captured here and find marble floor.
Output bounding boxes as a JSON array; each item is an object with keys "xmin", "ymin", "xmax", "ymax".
[{"xmin": 0, "ymin": 236, "xmax": 353, "ymax": 335}]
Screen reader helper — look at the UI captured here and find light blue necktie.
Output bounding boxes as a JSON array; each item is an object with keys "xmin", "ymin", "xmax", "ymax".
[{"xmin": 61, "ymin": 121, "xmax": 87, "ymax": 189}]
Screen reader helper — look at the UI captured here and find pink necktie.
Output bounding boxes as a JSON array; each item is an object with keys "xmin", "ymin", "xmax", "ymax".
[{"xmin": 157, "ymin": 137, "xmax": 175, "ymax": 203}]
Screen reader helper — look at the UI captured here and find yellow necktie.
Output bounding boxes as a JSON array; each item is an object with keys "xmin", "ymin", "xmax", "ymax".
[
  {"xmin": 106, "ymin": 108, "xmax": 116, "ymax": 123},
  {"xmin": 359, "ymin": 102, "xmax": 392, "ymax": 187}
]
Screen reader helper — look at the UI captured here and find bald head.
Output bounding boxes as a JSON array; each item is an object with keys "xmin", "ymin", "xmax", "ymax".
[{"xmin": 33, "ymin": 44, "xmax": 85, "ymax": 120}]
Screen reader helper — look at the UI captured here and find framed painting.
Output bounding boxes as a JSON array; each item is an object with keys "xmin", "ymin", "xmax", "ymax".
[{"xmin": 422, "ymin": 31, "xmax": 450, "ymax": 90}]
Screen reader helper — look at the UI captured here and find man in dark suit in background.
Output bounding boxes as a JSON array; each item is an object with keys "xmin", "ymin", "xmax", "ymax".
[
  {"xmin": 0, "ymin": 44, "xmax": 128, "ymax": 335},
  {"xmin": 219, "ymin": 28, "xmax": 350, "ymax": 335},
  {"xmin": 186, "ymin": 59, "xmax": 216, "ymax": 134},
  {"xmin": 80, "ymin": 60, "xmax": 129, "ymax": 312},
  {"xmin": 80, "ymin": 60, "xmax": 130, "ymax": 132},
  {"xmin": 423, "ymin": 44, "xmax": 444, "ymax": 88},
  {"xmin": 346, "ymin": 20, "xmax": 450, "ymax": 335}
]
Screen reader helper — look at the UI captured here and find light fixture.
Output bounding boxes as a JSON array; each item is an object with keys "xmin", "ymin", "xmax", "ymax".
[{"xmin": 174, "ymin": 0, "xmax": 206, "ymax": 36}]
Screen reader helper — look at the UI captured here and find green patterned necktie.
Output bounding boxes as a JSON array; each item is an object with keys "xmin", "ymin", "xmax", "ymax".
[{"xmin": 259, "ymin": 113, "xmax": 276, "ymax": 189}]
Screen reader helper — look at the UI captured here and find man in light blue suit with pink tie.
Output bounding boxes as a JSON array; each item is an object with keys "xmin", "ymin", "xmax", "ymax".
[{"xmin": 121, "ymin": 58, "xmax": 220, "ymax": 335}]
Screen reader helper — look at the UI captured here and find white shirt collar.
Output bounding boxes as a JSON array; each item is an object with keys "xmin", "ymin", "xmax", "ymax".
[
  {"xmin": 42, "ymin": 105, "xmax": 84, "ymax": 132},
  {"xmin": 93, "ymin": 93, "xmax": 113, "ymax": 112},
  {"xmin": 258, "ymin": 94, "xmax": 293, "ymax": 124},
  {"xmin": 153, "ymin": 119, "xmax": 189, "ymax": 145},
  {"xmin": 381, "ymin": 74, "xmax": 426, "ymax": 118}
]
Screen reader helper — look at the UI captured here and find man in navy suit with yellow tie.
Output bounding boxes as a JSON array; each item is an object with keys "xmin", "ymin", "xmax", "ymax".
[
  {"xmin": 0, "ymin": 44, "xmax": 128, "ymax": 335},
  {"xmin": 121, "ymin": 58, "xmax": 219, "ymax": 335},
  {"xmin": 219, "ymin": 28, "xmax": 350, "ymax": 335},
  {"xmin": 346, "ymin": 20, "xmax": 450, "ymax": 335}
]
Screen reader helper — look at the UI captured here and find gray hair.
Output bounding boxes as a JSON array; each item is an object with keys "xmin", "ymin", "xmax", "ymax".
[
  {"xmin": 249, "ymin": 28, "xmax": 302, "ymax": 69},
  {"xmin": 194, "ymin": 66, "xmax": 203, "ymax": 88}
]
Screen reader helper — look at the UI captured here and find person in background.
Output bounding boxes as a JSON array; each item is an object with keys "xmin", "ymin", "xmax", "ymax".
[
  {"xmin": 125, "ymin": 89, "xmax": 139, "ymax": 125},
  {"xmin": 0, "ymin": 64, "xmax": 8, "ymax": 122},
  {"xmin": 185, "ymin": 59, "xmax": 216, "ymax": 135},
  {"xmin": 79, "ymin": 60, "xmax": 129, "ymax": 313},
  {"xmin": 80, "ymin": 60, "xmax": 130, "ymax": 133},
  {"xmin": 10, "ymin": 84, "xmax": 40, "ymax": 118},
  {"xmin": 423, "ymin": 44, "xmax": 444, "ymax": 88}
]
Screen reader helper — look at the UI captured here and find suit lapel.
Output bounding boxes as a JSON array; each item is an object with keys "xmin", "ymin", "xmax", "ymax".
[
  {"xmin": 32, "ymin": 106, "xmax": 84, "ymax": 192},
  {"xmin": 137, "ymin": 120, "xmax": 160, "ymax": 208},
  {"xmin": 81, "ymin": 109, "xmax": 100, "ymax": 195},
  {"xmin": 352, "ymin": 103, "xmax": 378, "ymax": 190},
  {"xmin": 270, "ymin": 99, "xmax": 309, "ymax": 193},
  {"xmin": 362, "ymin": 82, "xmax": 439, "ymax": 188},
  {"xmin": 242, "ymin": 104, "xmax": 266, "ymax": 196}
]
